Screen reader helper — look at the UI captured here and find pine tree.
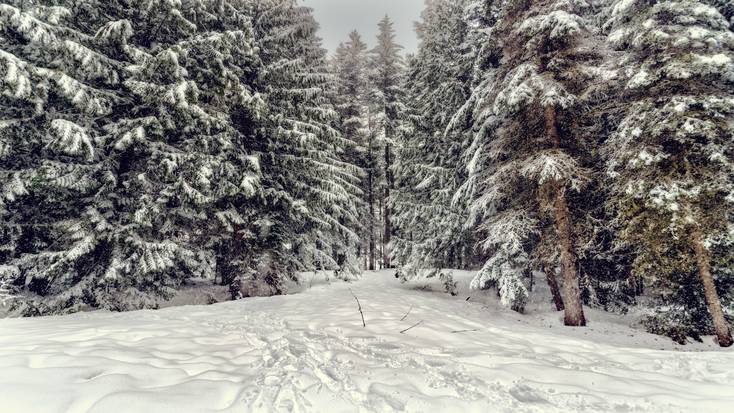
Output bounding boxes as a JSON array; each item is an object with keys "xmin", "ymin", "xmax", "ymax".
[
  {"xmin": 392, "ymin": 0, "xmax": 476, "ymax": 280},
  {"xmin": 1, "ymin": 1, "xmax": 130, "ymax": 313},
  {"xmin": 457, "ymin": 0, "xmax": 606, "ymax": 319},
  {"xmin": 1, "ymin": 0, "xmax": 266, "ymax": 313},
  {"xmin": 605, "ymin": 0, "xmax": 734, "ymax": 346},
  {"xmin": 251, "ymin": 0, "xmax": 362, "ymax": 279},
  {"xmin": 368, "ymin": 15, "xmax": 404, "ymax": 269},
  {"xmin": 332, "ymin": 30, "xmax": 371, "ymax": 270},
  {"xmin": 334, "ymin": 31, "xmax": 368, "ymax": 144},
  {"xmin": 113, "ymin": 0, "xmax": 266, "ymax": 293}
]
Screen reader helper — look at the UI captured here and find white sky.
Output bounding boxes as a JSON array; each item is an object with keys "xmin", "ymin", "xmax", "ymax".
[{"xmin": 302, "ymin": 0, "xmax": 425, "ymax": 54}]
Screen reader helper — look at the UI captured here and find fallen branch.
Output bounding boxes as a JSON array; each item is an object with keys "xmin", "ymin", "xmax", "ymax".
[
  {"xmin": 400, "ymin": 305, "xmax": 413, "ymax": 321},
  {"xmin": 450, "ymin": 329, "xmax": 479, "ymax": 334},
  {"xmin": 400, "ymin": 320, "xmax": 423, "ymax": 334},
  {"xmin": 350, "ymin": 288, "xmax": 366, "ymax": 327}
]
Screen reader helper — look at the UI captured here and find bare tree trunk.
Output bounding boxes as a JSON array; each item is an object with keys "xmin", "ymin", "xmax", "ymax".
[
  {"xmin": 379, "ymin": 197, "xmax": 384, "ymax": 269},
  {"xmin": 692, "ymin": 229, "xmax": 733, "ymax": 347},
  {"xmin": 368, "ymin": 168, "xmax": 375, "ymax": 271},
  {"xmin": 545, "ymin": 104, "xmax": 561, "ymax": 147},
  {"xmin": 553, "ymin": 185, "xmax": 586, "ymax": 326},
  {"xmin": 545, "ymin": 105, "xmax": 586, "ymax": 327},
  {"xmin": 384, "ymin": 143, "xmax": 393, "ymax": 268},
  {"xmin": 543, "ymin": 263, "xmax": 565, "ymax": 311}
]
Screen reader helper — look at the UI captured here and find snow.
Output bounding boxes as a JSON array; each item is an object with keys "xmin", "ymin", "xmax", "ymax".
[
  {"xmin": 610, "ymin": 0, "xmax": 635, "ymax": 17},
  {"xmin": 0, "ymin": 50, "xmax": 32, "ymax": 99},
  {"xmin": 0, "ymin": 270, "xmax": 733, "ymax": 413},
  {"xmin": 518, "ymin": 10, "xmax": 582, "ymax": 41},
  {"xmin": 627, "ymin": 69, "xmax": 651, "ymax": 88},
  {"xmin": 695, "ymin": 53, "xmax": 732, "ymax": 66},
  {"xmin": 1, "ymin": 173, "xmax": 28, "ymax": 202},
  {"xmin": 48, "ymin": 119, "xmax": 94, "ymax": 160},
  {"xmin": 95, "ymin": 20, "xmax": 133, "ymax": 44}
]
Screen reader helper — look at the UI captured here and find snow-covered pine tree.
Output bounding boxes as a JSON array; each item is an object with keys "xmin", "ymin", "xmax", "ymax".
[
  {"xmin": 605, "ymin": 0, "xmax": 734, "ymax": 346},
  {"xmin": 334, "ymin": 31, "xmax": 368, "ymax": 144},
  {"xmin": 332, "ymin": 31, "xmax": 372, "ymax": 270},
  {"xmin": 392, "ymin": 0, "xmax": 476, "ymax": 280},
  {"xmin": 1, "ymin": 0, "xmax": 267, "ymax": 313},
  {"xmin": 251, "ymin": 0, "xmax": 362, "ymax": 280},
  {"xmin": 457, "ymin": 0, "xmax": 605, "ymax": 320},
  {"xmin": 1, "ymin": 1, "xmax": 127, "ymax": 313},
  {"xmin": 368, "ymin": 15, "xmax": 404, "ymax": 269},
  {"xmin": 109, "ymin": 0, "xmax": 265, "ymax": 294}
]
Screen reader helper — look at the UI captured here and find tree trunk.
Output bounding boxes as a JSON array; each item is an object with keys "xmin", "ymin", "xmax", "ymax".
[
  {"xmin": 692, "ymin": 229, "xmax": 733, "ymax": 347},
  {"xmin": 368, "ymin": 168, "xmax": 375, "ymax": 271},
  {"xmin": 553, "ymin": 186, "xmax": 586, "ymax": 326},
  {"xmin": 378, "ymin": 197, "xmax": 383, "ymax": 269},
  {"xmin": 545, "ymin": 104, "xmax": 585, "ymax": 326},
  {"xmin": 545, "ymin": 105, "xmax": 561, "ymax": 147},
  {"xmin": 543, "ymin": 263, "xmax": 565, "ymax": 311},
  {"xmin": 383, "ymin": 143, "xmax": 393, "ymax": 268}
]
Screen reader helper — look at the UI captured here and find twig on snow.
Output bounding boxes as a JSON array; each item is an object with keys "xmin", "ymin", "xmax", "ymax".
[
  {"xmin": 400, "ymin": 305, "xmax": 413, "ymax": 321},
  {"xmin": 400, "ymin": 320, "xmax": 423, "ymax": 334},
  {"xmin": 350, "ymin": 288, "xmax": 366, "ymax": 327},
  {"xmin": 450, "ymin": 329, "xmax": 480, "ymax": 334}
]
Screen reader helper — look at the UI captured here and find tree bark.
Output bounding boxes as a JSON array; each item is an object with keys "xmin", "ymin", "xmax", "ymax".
[
  {"xmin": 553, "ymin": 185, "xmax": 586, "ymax": 326},
  {"xmin": 545, "ymin": 105, "xmax": 561, "ymax": 147},
  {"xmin": 378, "ymin": 197, "xmax": 384, "ymax": 269},
  {"xmin": 543, "ymin": 263, "xmax": 565, "ymax": 311},
  {"xmin": 383, "ymin": 143, "xmax": 393, "ymax": 268},
  {"xmin": 545, "ymin": 104, "xmax": 585, "ymax": 326},
  {"xmin": 368, "ymin": 168, "xmax": 375, "ymax": 271},
  {"xmin": 692, "ymin": 229, "xmax": 733, "ymax": 347}
]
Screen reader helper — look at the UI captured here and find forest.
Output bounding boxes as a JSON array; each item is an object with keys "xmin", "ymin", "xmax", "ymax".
[{"xmin": 1, "ymin": 0, "xmax": 733, "ymax": 353}]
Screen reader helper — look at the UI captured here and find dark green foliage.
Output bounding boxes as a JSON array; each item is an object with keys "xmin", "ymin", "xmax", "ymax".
[{"xmin": 0, "ymin": 0, "xmax": 361, "ymax": 314}]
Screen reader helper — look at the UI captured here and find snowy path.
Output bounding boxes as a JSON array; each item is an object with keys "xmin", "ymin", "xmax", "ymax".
[{"xmin": 0, "ymin": 271, "xmax": 732, "ymax": 413}]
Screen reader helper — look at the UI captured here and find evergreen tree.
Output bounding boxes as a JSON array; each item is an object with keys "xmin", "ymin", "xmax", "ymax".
[
  {"xmin": 114, "ymin": 0, "xmax": 265, "ymax": 292},
  {"xmin": 605, "ymin": 0, "xmax": 734, "ymax": 346},
  {"xmin": 0, "ymin": 0, "xmax": 266, "ymax": 313},
  {"xmin": 1, "ymin": 0, "xmax": 137, "ymax": 313},
  {"xmin": 457, "ymin": 0, "xmax": 606, "ymax": 319},
  {"xmin": 332, "ymin": 30, "xmax": 371, "ymax": 269},
  {"xmin": 392, "ymin": 0, "xmax": 476, "ymax": 279},
  {"xmin": 251, "ymin": 0, "xmax": 362, "ymax": 279},
  {"xmin": 333, "ymin": 31, "xmax": 368, "ymax": 144},
  {"xmin": 368, "ymin": 15, "xmax": 404, "ymax": 269}
]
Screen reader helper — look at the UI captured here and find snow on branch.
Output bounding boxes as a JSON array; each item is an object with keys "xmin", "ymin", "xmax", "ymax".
[
  {"xmin": 95, "ymin": 20, "xmax": 133, "ymax": 44},
  {"xmin": 519, "ymin": 150, "xmax": 590, "ymax": 190},
  {"xmin": 494, "ymin": 64, "xmax": 575, "ymax": 114},
  {"xmin": 478, "ymin": 210, "xmax": 539, "ymax": 254},
  {"xmin": 46, "ymin": 119, "xmax": 95, "ymax": 160},
  {"xmin": 0, "ymin": 4, "xmax": 60, "ymax": 46},
  {"xmin": 0, "ymin": 50, "xmax": 33, "ymax": 100},
  {"xmin": 519, "ymin": 10, "xmax": 583, "ymax": 42}
]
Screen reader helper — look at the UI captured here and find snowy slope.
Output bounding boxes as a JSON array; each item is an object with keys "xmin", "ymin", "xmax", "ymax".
[{"xmin": 0, "ymin": 270, "xmax": 732, "ymax": 413}]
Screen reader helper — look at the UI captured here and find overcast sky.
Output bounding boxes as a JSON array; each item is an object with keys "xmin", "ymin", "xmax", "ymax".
[{"xmin": 302, "ymin": 0, "xmax": 425, "ymax": 54}]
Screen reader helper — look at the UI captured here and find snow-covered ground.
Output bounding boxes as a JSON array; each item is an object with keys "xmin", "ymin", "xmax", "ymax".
[{"xmin": 0, "ymin": 270, "xmax": 732, "ymax": 413}]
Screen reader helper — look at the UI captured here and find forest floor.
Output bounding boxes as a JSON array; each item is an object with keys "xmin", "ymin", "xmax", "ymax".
[{"xmin": 0, "ymin": 270, "xmax": 732, "ymax": 413}]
